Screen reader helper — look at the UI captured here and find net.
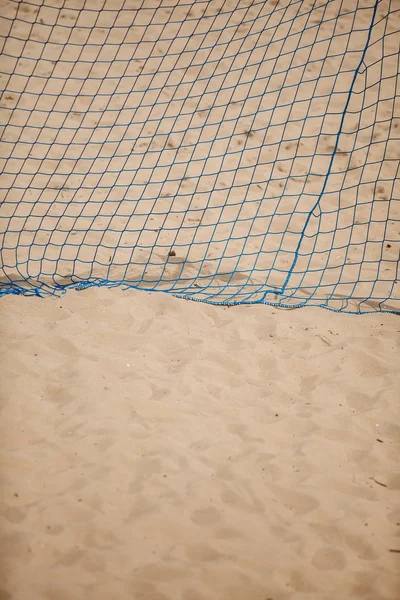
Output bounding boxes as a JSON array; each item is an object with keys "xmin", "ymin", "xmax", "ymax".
[{"xmin": 0, "ymin": 0, "xmax": 399, "ymax": 312}]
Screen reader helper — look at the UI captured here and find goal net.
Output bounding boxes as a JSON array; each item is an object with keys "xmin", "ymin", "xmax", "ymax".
[{"xmin": 0, "ymin": 0, "xmax": 399, "ymax": 312}]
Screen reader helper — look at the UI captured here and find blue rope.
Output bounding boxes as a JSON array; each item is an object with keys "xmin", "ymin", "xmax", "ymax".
[{"xmin": 0, "ymin": 0, "xmax": 399, "ymax": 313}]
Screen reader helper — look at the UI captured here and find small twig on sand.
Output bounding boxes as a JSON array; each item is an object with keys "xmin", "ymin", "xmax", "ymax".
[{"xmin": 370, "ymin": 477, "xmax": 387, "ymax": 488}]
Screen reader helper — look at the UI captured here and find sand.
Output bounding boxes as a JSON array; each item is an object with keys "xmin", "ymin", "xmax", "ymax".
[
  {"xmin": 1, "ymin": 0, "xmax": 400, "ymax": 598},
  {"xmin": 1, "ymin": 288, "xmax": 400, "ymax": 600}
]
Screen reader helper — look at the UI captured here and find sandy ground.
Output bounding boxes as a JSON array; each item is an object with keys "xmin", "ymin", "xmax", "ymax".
[
  {"xmin": 1, "ymin": 288, "xmax": 400, "ymax": 600},
  {"xmin": 1, "ymin": 0, "xmax": 400, "ymax": 598}
]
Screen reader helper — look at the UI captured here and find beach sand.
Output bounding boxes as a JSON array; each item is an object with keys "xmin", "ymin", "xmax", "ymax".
[
  {"xmin": 1, "ymin": 288, "xmax": 400, "ymax": 600},
  {"xmin": 1, "ymin": 0, "xmax": 400, "ymax": 597}
]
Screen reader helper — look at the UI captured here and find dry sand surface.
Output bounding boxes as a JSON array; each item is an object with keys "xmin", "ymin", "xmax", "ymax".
[
  {"xmin": 1, "ymin": 288, "xmax": 400, "ymax": 600},
  {"xmin": 1, "ymin": 0, "xmax": 400, "ymax": 598}
]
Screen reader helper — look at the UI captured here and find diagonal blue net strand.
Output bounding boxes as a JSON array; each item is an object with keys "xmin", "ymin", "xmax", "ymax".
[{"xmin": 0, "ymin": 0, "xmax": 399, "ymax": 313}]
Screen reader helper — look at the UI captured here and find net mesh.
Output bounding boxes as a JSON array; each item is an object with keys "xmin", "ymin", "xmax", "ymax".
[{"xmin": 0, "ymin": 0, "xmax": 399, "ymax": 312}]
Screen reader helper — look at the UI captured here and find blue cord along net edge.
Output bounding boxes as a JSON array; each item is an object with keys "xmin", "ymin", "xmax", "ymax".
[
  {"xmin": 1, "ymin": 278, "xmax": 399, "ymax": 315},
  {"xmin": 0, "ymin": 0, "xmax": 399, "ymax": 314}
]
